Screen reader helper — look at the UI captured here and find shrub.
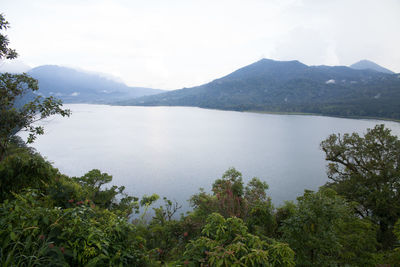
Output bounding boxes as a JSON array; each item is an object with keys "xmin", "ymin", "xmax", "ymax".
[
  {"xmin": 0, "ymin": 190, "xmax": 148, "ymax": 266},
  {"xmin": 183, "ymin": 213, "xmax": 294, "ymax": 266}
]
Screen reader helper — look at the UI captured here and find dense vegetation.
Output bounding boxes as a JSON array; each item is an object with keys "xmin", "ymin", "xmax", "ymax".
[
  {"xmin": 121, "ymin": 58, "xmax": 400, "ymax": 120},
  {"xmin": 2, "ymin": 13, "xmax": 400, "ymax": 266}
]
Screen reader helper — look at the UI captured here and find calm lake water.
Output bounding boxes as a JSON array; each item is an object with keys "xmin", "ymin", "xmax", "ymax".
[{"xmin": 21, "ymin": 104, "xmax": 400, "ymax": 211}]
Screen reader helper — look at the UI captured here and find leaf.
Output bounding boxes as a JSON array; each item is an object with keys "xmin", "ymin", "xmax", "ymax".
[{"xmin": 10, "ymin": 231, "xmax": 17, "ymax": 241}]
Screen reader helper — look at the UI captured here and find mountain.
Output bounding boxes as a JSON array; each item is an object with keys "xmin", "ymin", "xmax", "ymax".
[
  {"xmin": 27, "ymin": 65, "xmax": 164, "ymax": 103},
  {"xmin": 350, "ymin": 60, "xmax": 394, "ymax": 74},
  {"xmin": 120, "ymin": 58, "xmax": 400, "ymax": 120}
]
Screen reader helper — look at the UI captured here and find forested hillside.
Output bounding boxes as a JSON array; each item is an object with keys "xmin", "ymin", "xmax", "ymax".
[{"xmin": 121, "ymin": 59, "xmax": 400, "ymax": 120}]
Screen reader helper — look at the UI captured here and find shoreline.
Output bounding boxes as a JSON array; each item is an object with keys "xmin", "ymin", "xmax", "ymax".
[
  {"xmin": 72, "ymin": 102, "xmax": 400, "ymax": 123},
  {"xmin": 245, "ymin": 110, "xmax": 400, "ymax": 123}
]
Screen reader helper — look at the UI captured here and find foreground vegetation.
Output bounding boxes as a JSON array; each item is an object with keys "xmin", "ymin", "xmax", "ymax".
[{"xmin": 1, "ymin": 13, "xmax": 400, "ymax": 266}]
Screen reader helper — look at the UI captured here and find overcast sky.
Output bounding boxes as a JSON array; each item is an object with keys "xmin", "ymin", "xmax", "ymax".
[{"xmin": 1, "ymin": 0, "xmax": 399, "ymax": 89}]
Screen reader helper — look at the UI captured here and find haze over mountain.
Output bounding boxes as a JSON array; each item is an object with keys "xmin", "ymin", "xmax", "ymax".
[
  {"xmin": 27, "ymin": 65, "xmax": 164, "ymax": 103},
  {"xmin": 350, "ymin": 60, "xmax": 394, "ymax": 74},
  {"xmin": 0, "ymin": 60, "xmax": 32, "ymax": 73},
  {"xmin": 120, "ymin": 59, "xmax": 400, "ymax": 120}
]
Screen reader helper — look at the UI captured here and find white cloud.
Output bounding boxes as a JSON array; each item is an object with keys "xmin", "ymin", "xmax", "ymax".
[{"xmin": 326, "ymin": 79, "xmax": 335, "ymax": 84}]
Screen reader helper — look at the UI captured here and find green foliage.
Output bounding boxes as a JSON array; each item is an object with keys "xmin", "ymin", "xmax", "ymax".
[
  {"xmin": 211, "ymin": 168, "xmax": 246, "ymax": 218},
  {"xmin": 190, "ymin": 168, "xmax": 276, "ymax": 237},
  {"xmin": 0, "ymin": 72, "xmax": 71, "ymax": 160},
  {"xmin": 275, "ymin": 201, "xmax": 296, "ymax": 233},
  {"xmin": 0, "ymin": 14, "xmax": 18, "ymax": 60},
  {"xmin": 280, "ymin": 189, "xmax": 378, "ymax": 266},
  {"xmin": 321, "ymin": 124, "xmax": 400, "ymax": 248},
  {"xmin": 183, "ymin": 213, "xmax": 294, "ymax": 266},
  {"xmin": 72, "ymin": 169, "xmax": 139, "ymax": 217},
  {"xmin": 0, "ymin": 190, "xmax": 148, "ymax": 266},
  {"xmin": 382, "ymin": 219, "xmax": 400, "ymax": 266},
  {"xmin": 140, "ymin": 198, "xmax": 186, "ymax": 263},
  {"xmin": 245, "ymin": 177, "xmax": 269, "ymax": 204},
  {"xmin": 337, "ymin": 214, "xmax": 379, "ymax": 266},
  {"xmin": 154, "ymin": 197, "xmax": 182, "ymax": 222},
  {"xmin": 140, "ymin": 194, "xmax": 160, "ymax": 207},
  {"xmin": 139, "ymin": 193, "xmax": 160, "ymax": 221},
  {"xmin": 0, "ymin": 192, "xmax": 65, "ymax": 266},
  {"xmin": 246, "ymin": 200, "xmax": 276, "ymax": 238},
  {"xmin": 0, "ymin": 144, "xmax": 145, "ymax": 265},
  {"xmin": 0, "ymin": 151, "xmax": 59, "ymax": 201},
  {"xmin": 245, "ymin": 178, "xmax": 276, "ymax": 237},
  {"xmin": 45, "ymin": 174, "xmax": 84, "ymax": 208}
]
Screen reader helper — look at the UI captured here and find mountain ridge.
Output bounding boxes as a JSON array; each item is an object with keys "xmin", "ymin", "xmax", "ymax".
[
  {"xmin": 119, "ymin": 58, "xmax": 400, "ymax": 120},
  {"xmin": 350, "ymin": 59, "xmax": 394, "ymax": 74}
]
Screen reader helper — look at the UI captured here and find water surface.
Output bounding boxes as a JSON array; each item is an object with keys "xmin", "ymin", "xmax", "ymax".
[{"xmin": 22, "ymin": 104, "xmax": 400, "ymax": 211}]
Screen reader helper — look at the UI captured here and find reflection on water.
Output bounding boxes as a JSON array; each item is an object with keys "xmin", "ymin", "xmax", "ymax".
[{"xmin": 21, "ymin": 104, "xmax": 400, "ymax": 211}]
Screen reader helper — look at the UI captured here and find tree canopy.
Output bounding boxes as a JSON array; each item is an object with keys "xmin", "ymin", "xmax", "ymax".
[
  {"xmin": 321, "ymin": 124, "xmax": 400, "ymax": 248},
  {"xmin": 281, "ymin": 189, "xmax": 377, "ymax": 266},
  {"xmin": 0, "ymin": 14, "xmax": 70, "ymax": 161},
  {"xmin": 0, "ymin": 14, "xmax": 17, "ymax": 60}
]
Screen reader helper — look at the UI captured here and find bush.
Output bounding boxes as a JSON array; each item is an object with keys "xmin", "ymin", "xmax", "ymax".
[
  {"xmin": 183, "ymin": 213, "xmax": 294, "ymax": 266},
  {"xmin": 0, "ymin": 151, "xmax": 59, "ymax": 201},
  {"xmin": 0, "ymin": 190, "xmax": 148, "ymax": 266}
]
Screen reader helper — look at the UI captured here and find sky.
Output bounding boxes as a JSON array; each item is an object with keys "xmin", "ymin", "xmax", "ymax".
[{"xmin": 1, "ymin": 0, "xmax": 400, "ymax": 90}]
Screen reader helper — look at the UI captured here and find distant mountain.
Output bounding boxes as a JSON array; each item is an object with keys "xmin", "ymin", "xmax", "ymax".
[
  {"xmin": 120, "ymin": 58, "xmax": 400, "ymax": 120},
  {"xmin": 350, "ymin": 60, "xmax": 394, "ymax": 74},
  {"xmin": 27, "ymin": 65, "xmax": 164, "ymax": 103}
]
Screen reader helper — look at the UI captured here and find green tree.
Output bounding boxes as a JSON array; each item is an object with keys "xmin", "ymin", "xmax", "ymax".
[
  {"xmin": 210, "ymin": 167, "xmax": 246, "ymax": 218},
  {"xmin": 141, "ymin": 197, "xmax": 184, "ymax": 263},
  {"xmin": 280, "ymin": 189, "xmax": 377, "ymax": 266},
  {"xmin": 183, "ymin": 213, "xmax": 294, "ymax": 267},
  {"xmin": 388, "ymin": 219, "xmax": 400, "ymax": 265},
  {"xmin": 275, "ymin": 201, "xmax": 296, "ymax": 235},
  {"xmin": 0, "ymin": 14, "xmax": 17, "ymax": 60},
  {"xmin": 0, "ymin": 13, "xmax": 70, "ymax": 161},
  {"xmin": 244, "ymin": 178, "xmax": 276, "ymax": 237},
  {"xmin": 321, "ymin": 124, "xmax": 400, "ymax": 248},
  {"xmin": 72, "ymin": 169, "xmax": 139, "ymax": 217},
  {"xmin": 190, "ymin": 168, "xmax": 276, "ymax": 236}
]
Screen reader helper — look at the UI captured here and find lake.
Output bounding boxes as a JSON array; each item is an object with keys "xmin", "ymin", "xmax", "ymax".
[{"xmin": 21, "ymin": 104, "xmax": 400, "ymax": 212}]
